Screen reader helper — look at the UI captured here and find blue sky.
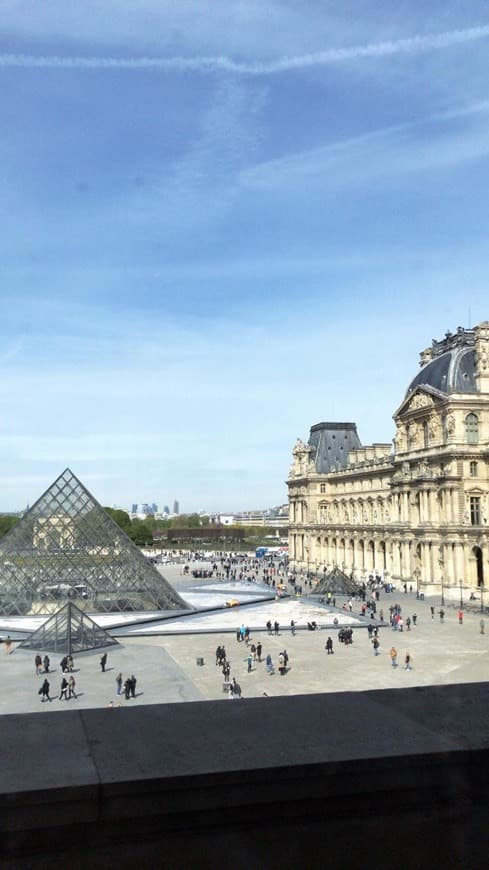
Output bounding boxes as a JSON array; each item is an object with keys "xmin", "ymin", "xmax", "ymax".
[{"xmin": 1, "ymin": 1, "xmax": 489, "ymax": 512}]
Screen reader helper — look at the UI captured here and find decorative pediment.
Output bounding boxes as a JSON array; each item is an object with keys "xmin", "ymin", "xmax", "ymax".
[{"xmin": 394, "ymin": 385, "xmax": 444, "ymax": 420}]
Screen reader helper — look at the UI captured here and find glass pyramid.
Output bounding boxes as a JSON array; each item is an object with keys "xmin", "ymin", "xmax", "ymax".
[
  {"xmin": 18, "ymin": 600, "xmax": 119, "ymax": 654},
  {"xmin": 314, "ymin": 567, "xmax": 362, "ymax": 597},
  {"xmin": 0, "ymin": 468, "xmax": 188, "ymax": 616}
]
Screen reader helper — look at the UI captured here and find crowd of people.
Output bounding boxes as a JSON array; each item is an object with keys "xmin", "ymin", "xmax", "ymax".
[
  {"xmin": 33, "ymin": 651, "xmax": 139, "ymax": 706},
  {"xmin": 214, "ymin": 626, "xmax": 293, "ymax": 696}
]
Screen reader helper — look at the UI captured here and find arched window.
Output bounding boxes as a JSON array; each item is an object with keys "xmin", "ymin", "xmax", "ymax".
[{"xmin": 465, "ymin": 413, "xmax": 479, "ymax": 444}]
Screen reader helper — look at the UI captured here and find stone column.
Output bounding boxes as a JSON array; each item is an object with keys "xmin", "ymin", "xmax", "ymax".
[
  {"xmin": 290, "ymin": 534, "xmax": 296, "ymax": 561},
  {"xmin": 392, "ymin": 539, "xmax": 401, "ymax": 578},
  {"xmin": 455, "ymin": 541, "xmax": 465, "ymax": 586}
]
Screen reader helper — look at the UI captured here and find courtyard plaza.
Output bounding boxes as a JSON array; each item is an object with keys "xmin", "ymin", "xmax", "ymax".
[{"xmin": 0, "ymin": 559, "xmax": 487, "ymax": 714}]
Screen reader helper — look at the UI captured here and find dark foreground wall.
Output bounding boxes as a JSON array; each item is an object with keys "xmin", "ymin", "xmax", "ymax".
[{"xmin": 2, "ymin": 683, "xmax": 488, "ymax": 869}]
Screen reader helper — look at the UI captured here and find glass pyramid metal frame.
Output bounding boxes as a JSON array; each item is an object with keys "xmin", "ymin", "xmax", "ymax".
[
  {"xmin": 18, "ymin": 601, "xmax": 119, "ymax": 654},
  {"xmin": 0, "ymin": 468, "xmax": 188, "ymax": 616}
]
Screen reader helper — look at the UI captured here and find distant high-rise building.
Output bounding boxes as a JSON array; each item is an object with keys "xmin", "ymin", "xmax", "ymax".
[
  {"xmin": 131, "ymin": 503, "xmax": 158, "ymax": 518},
  {"xmin": 163, "ymin": 505, "xmax": 170, "ymax": 516},
  {"xmin": 173, "ymin": 500, "xmax": 179, "ymax": 515}
]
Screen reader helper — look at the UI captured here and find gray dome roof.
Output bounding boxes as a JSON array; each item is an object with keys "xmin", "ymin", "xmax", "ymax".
[{"xmin": 406, "ymin": 347, "xmax": 476, "ymax": 397}]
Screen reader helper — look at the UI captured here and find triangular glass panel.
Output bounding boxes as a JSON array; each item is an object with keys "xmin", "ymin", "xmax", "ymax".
[
  {"xmin": 0, "ymin": 468, "xmax": 188, "ymax": 615},
  {"xmin": 18, "ymin": 601, "xmax": 119, "ymax": 653}
]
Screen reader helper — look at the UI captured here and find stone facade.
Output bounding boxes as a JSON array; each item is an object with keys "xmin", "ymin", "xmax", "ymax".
[{"xmin": 288, "ymin": 323, "xmax": 489, "ymax": 601}]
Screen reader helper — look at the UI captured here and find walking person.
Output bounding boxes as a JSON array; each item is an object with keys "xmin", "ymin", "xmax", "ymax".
[
  {"xmin": 130, "ymin": 675, "xmax": 137, "ymax": 698},
  {"xmin": 404, "ymin": 652, "xmax": 412, "ymax": 670},
  {"xmin": 439, "ymin": 609, "xmax": 445, "ymax": 623},
  {"xmin": 256, "ymin": 641, "xmax": 262, "ymax": 662},
  {"xmin": 290, "ymin": 620, "xmax": 296, "ymax": 636},
  {"xmin": 116, "ymin": 673, "xmax": 123, "ymax": 695},
  {"xmin": 35, "ymin": 654, "xmax": 42, "ymax": 675},
  {"xmin": 480, "ymin": 618, "xmax": 485, "ymax": 635},
  {"xmin": 124, "ymin": 678, "xmax": 131, "ymax": 699},
  {"xmin": 390, "ymin": 646, "xmax": 398, "ymax": 667},
  {"xmin": 430, "ymin": 606, "xmax": 435, "ymax": 620},
  {"xmin": 247, "ymin": 653, "xmax": 253, "ymax": 673},
  {"xmin": 406, "ymin": 617, "xmax": 411, "ymax": 632},
  {"xmin": 59, "ymin": 677, "xmax": 69, "ymax": 700},
  {"xmin": 373, "ymin": 637, "xmax": 380, "ymax": 656},
  {"xmin": 278, "ymin": 651, "xmax": 285, "ymax": 675},
  {"xmin": 68, "ymin": 675, "xmax": 77, "ymax": 699},
  {"xmin": 274, "ymin": 621, "xmax": 280, "ymax": 636},
  {"xmin": 5, "ymin": 636, "xmax": 12, "ymax": 655},
  {"xmin": 325, "ymin": 636, "xmax": 334, "ymax": 655},
  {"xmin": 458, "ymin": 610, "xmax": 464, "ymax": 625},
  {"xmin": 43, "ymin": 655, "xmax": 50, "ymax": 673},
  {"xmin": 232, "ymin": 677, "xmax": 242, "ymax": 698},
  {"xmin": 100, "ymin": 652, "xmax": 107, "ymax": 672},
  {"xmin": 412, "ymin": 613, "xmax": 417, "ymax": 626},
  {"xmin": 39, "ymin": 678, "xmax": 51, "ymax": 702}
]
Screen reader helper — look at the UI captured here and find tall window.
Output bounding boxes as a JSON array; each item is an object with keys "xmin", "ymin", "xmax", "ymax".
[
  {"xmin": 320, "ymin": 483, "xmax": 326, "ymax": 493},
  {"xmin": 470, "ymin": 461, "xmax": 478, "ymax": 477},
  {"xmin": 470, "ymin": 496, "xmax": 481, "ymax": 526},
  {"xmin": 465, "ymin": 413, "xmax": 479, "ymax": 444},
  {"xmin": 423, "ymin": 420, "xmax": 429, "ymax": 448}
]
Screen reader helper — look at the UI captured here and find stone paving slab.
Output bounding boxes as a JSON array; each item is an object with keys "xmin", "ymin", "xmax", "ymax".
[{"xmin": 0, "ymin": 589, "xmax": 487, "ymax": 716}]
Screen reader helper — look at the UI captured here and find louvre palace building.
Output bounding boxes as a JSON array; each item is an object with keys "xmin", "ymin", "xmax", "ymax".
[{"xmin": 288, "ymin": 322, "xmax": 489, "ymax": 602}]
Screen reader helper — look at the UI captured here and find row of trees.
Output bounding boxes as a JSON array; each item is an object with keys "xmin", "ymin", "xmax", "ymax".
[
  {"xmin": 0, "ymin": 509, "xmax": 284, "ymax": 548},
  {"xmin": 104, "ymin": 510, "xmax": 283, "ymax": 547},
  {"xmin": 0, "ymin": 515, "xmax": 19, "ymax": 539}
]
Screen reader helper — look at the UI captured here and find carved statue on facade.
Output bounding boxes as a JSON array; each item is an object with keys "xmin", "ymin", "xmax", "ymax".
[
  {"xmin": 409, "ymin": 392, "xmax": 434, "ymax": 411},
  {"xmin": 446, "ymin": 414, "xmax": 456, "ymax": 436},
  {"xmin": 407, "ymin": 422, "xmax": 419, "ymax": 448},
  {"xmin": 291, "ymin": 438, "xmax": 314, "ymax": 476},
  {"xmin": 394, "ymin": 425, "xmax": 406, "ymax": 452},
  {"xmin": 418, "ymin": 459, "xmax": 429, "ymax": 476},
  {"xmin": 428, "ymin": 415, "xmax": 440, "ymax": 440}
]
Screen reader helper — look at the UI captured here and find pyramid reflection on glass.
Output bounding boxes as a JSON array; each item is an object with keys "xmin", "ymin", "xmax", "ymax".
[
  {"xmin": 19, "ymin": 600, "xmax": 119, "ymax": 653},
  {"xmin": 0, "ymin": 468, "xmax": 188, "ymax": 616}
]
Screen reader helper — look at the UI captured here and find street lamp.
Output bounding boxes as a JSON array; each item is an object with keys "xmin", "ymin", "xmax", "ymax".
[
  {"xmin": 438, "ymin": 557, "xmax": 445, "ymax": 606},
  {"xmin": 414, "ymin": 567, "xmax": 421, "ymax": 599}
]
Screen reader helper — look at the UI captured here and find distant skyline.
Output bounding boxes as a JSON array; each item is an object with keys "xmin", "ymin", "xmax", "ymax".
[{"xmin": 1, "ymin": 2, "xmax": 489, "ymax": 511}]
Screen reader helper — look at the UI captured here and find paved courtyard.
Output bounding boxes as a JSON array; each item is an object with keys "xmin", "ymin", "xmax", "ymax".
[{"xmin": 0, "ymin": 582, "xmax": 487, "ymax": 715}]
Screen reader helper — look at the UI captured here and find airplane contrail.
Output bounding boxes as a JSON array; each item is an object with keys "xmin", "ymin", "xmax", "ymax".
[{"xmin": 0, "ymin": 24, "xmax": 489, "ymax": 74}]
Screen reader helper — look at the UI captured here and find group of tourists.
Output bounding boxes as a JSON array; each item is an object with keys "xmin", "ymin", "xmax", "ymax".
[
  {"xmin": 389, "ymin": 603, "xmax": 417, "ymax": 631},
  {"xmin": 34, "ymin": 654, "xmax": 52, "ymax": 674},
  {"xmin": 389, "ymin": 646, "xmax": 412, "ymax": 670},
  {"xmin": 37, "ymin": 673, "xmax": 76, "ymax": 702},
  {"xmin": 214, "ymin": 646, "xmax": 243, "ymax": 697},
  {"xmin": 115, "ymin": 672, "xmax": 137, "ymax": 699},
  {"xmin": 33, "ymin": 649, "xmax": 139, "ymax": 705}
]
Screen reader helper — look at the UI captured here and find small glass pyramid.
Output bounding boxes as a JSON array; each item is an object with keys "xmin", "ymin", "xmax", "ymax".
[
  {"xmin": 19, "ymin": 600, "xmax": 119, "ymax": 653},
  {"xmin": 0, "ymin": 468, "xmax": 188, "ymax": 615},
  {"xmin": 314, "ymin": 567, "xmax": 362, "ymax": 597}
]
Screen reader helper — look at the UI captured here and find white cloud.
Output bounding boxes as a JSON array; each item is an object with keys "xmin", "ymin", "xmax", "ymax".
[
  {"xmin": 1, "ymin": 24, "xmax": 489, "ymax": 74},
  {"xmin": 240, "ymin": 105, "xmax": 489, "ymax": 192}
]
